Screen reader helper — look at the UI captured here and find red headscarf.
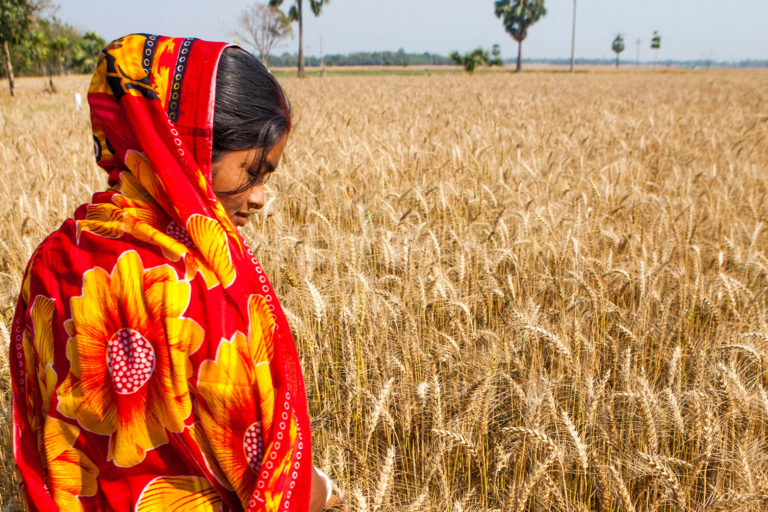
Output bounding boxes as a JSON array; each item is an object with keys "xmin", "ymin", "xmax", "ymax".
[{"xmin": 10, "ymin": 34, "xmax": 311, "ymax": 512}]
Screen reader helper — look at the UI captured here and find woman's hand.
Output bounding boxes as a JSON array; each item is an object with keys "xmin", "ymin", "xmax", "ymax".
[{"xmin": 310, "ymin": 466, "xmax": 343, "ymax": 511}]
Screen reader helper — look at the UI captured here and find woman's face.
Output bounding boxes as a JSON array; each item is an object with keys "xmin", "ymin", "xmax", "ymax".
[{"xmin": 212, "ymin": 133, "xmax": 289, "ymax": 228}]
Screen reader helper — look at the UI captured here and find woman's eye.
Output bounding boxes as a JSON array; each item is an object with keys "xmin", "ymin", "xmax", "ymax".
[{"xmin": 248, "ymin": 167, "xmax": 273, "ymax": 184}]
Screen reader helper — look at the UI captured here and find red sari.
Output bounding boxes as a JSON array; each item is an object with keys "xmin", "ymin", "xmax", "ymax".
[{"xmin": 10, "ymin": 34, "xmax": 312, "ymax": 512}]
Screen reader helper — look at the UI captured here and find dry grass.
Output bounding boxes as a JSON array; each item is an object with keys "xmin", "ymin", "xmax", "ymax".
[{"xmin": 2, "ymin": 69, "xmax": 768, "ymax": 511}]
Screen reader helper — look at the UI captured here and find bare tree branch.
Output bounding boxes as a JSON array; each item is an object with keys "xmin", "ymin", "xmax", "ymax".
[{"xmin": 236, "ymin": 3, "xmax": 292, "ymax": 66}]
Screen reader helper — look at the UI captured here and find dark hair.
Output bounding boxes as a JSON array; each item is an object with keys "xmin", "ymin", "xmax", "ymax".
[{"xmin": 212, "ymin": 47, "xmax": 291, "ymax": 195}]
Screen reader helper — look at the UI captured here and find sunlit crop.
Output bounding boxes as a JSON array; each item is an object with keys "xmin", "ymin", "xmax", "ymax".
[{"xmin": 2, "ymin": 69, "xmax": 768, "ymax": 511}]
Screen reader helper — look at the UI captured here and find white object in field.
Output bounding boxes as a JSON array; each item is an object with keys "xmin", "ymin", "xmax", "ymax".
[{"xmin": 74, "ymin": 93, "xmax": 82, "ymax": 111}]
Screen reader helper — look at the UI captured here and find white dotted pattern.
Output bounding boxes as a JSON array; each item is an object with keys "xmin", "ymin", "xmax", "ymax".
[
  {"xmin": 244, "ymin": 421, "xmax": 264, "ymax": 473},
  {"xmin": 107, "ymin": 329, "xmax": 156, "ymax": 394},
  {"xmin": 242, "ymin": 250, "xmax": 307, "ymax": 511}
]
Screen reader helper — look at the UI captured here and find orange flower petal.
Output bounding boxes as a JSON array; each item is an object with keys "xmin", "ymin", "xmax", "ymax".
[
  {"xmin": 186, "ymin": 214, "xmax": 236, "ymax": 288},
  {"xmin": 182, "ymin": 252, "xmax": 222, "ymax": 290},
  {"xmin": 187, "ymin": 423, "xmax": 233, "ymax": 490},
  {"xmin": 143, "ymin": 264, "xmax": 191, "ymax": 320},
  {"xmin": 248, "ymin": 294, "xmax": 275, "ymax": 363},
  {"xmin": 30, "ymin": 296, "xmax": 57, "ymax": 413},
  {"xmin": 111, "ymin": 402, "xmax": 168, "ymax": 468},
  {"xmin": 110, "ymin": 251, "xmax": 152, "ymax": 335},
  {"xmin": 117, "ymin": 171, "xmax": 155, "ymax": 203},
  {"xmin": 44, "ymin": 418, "xmax": 98, "ymax": 512},
  {"xmin": 124, "ymin": 150, "xmax": 168, "ymax": 204},
  {"xmin": 76, "ymin": 203, "xmax": 125, "ymax": 243},
  {"xmin": 136, "ymin": 476, "xmax": 222, "ymax": 512}
]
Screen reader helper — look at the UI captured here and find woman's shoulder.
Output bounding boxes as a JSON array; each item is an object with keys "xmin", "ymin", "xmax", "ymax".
[{"xmin": 24, "ymin": 218, "xmax": 180, "ymax": 293}]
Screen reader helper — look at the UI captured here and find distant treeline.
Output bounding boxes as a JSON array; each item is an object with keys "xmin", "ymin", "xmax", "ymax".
[
  {"xmin": 267, "ymin": 50, "xmax": 452, "ymax": 67},
  {"xmin": 266, "ymin": 52, "xmax": 768, "ymax": 70},
  {"xmin": 529, "ymin": 57, "xmax": 768, "ymax": 69}
]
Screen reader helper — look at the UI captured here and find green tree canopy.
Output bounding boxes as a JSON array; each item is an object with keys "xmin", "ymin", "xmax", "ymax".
[
  {"xmin": 268, "ymin": 0, "xmax": 329, "ymax": 77},
  {"xmin": 2, "ymin": 18, "xmax": 106, "ymax": 77},
  {"xmin": 494, "ymin": 0, "xmax": 546, "ymax": 72},
  {"xmin": 71, "ymin": 31, "xmax": 106, "ymax": 73},
  {"xmin": 450, "ymin": 48, "xmax": 490, "ymax": 74}
]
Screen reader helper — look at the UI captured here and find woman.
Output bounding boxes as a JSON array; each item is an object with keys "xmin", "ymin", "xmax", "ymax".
[{"xmin": 10, "ymin": 34, "xmax": 338, "ymax": 511}]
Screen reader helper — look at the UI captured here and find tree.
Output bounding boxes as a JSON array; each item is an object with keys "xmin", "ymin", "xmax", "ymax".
[
  {"xmin": 491, "ymin": 43, "xmax": 503, "ymax": 66},
  {"xmin": 494, "ymin": 0, "xmax": 547, "ymax": 73},
  {"xmin": 70, "ymin": 31, "xmax": 105, "ymax": 73},
  {"xmin": 268, "ymin": 0, "xmax": 329, "ymax": 78},
  {"xmin": 612, "ymin": 34, "xmax": 625, "ymax": 68},
  {"xmin": 237, "ymin": 3, "xmax": 292, "ymax": 66},
  {"xmin": 450, "ymin": 48, "xmax": 490, "ymax": 74},
  {"xmin": 0, "ymin": 0, "xmax": 33, "ymax": 96}
]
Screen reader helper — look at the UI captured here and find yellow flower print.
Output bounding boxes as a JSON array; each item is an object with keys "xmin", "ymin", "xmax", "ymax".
[
  {"xmin": 196, "ymin": 295, "xmax": 276, "ymax": 504},
  {"xmin": 136, "ymin": 476, "xmax": 222, "ymax": 511},
  {"xmin": 25, "ymin": 296, "xmax": 58, "ymax": 414},
  {"xmin": 88, "ymin": 57, "xmax": 110, "ymax": 95},
  {"xmin": 116, "ymin": 170, "xmax": 155, "ymax": 204},
  {"xmin": 124, "ymin": 150, "xmax": 168, "ymax": 204},
  {"xmin": 44, "ymin": 418, "xmax": 98, "ymax": 512},
  {"xmin": 103, "ymin": 35, "xmax": 147, "ymax": 82},
  {"xmin": 75, "ymin": 186, "xmax": 229, "ymax": 291},
  {"xmin": 186, "ymin": 422, "xmax": 233, "ymax": 491},
  {"xmin": 20, "ymin": 295, "xmax": 58, "ymax": 459},
  {"xmin": 57, "ymin": 250, "xmax": 203, "ymax": 467},
  {"xmin": 186, "ymin": 214, "xmax": 236, "ymax": 288}
]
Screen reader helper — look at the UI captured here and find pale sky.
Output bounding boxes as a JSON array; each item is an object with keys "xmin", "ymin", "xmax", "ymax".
[{"xmin": 57, "ymin": 0, "xmax": 767, "ymax": 62}]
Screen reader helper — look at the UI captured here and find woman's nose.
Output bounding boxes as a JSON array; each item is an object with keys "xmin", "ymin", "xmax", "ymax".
[{"xmin": 248, "ymin": 184, "xmax": 265, "ymax": 210}]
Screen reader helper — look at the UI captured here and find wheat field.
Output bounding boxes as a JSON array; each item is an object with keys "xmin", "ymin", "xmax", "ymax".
[{"xmin": 2, "ymin": 69, "xmax": 768, "ymax": 511}]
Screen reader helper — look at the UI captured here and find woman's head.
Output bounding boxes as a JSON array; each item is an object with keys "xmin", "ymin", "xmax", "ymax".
[{"xmin": 211, "ymin": 47, "xmax": 291, "ymax": 226}]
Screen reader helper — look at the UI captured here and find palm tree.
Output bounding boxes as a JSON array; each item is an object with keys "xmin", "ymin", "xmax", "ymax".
[
  {"xmin": 268, "ymin": 0, "xmax": 329, "ymax": 78},
  {"xmin": 612, "ymin": 34, "xmax": 625, "ymax": 68},
  {"xmin": 494, "ymin": 0, "xmax": 547, "ymax": 73}
]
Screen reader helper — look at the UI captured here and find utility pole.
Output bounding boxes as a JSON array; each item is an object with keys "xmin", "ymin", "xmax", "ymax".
[
  {"xmin": 636, "ymin": 38, "xmax": 641, "ymax": 66},
  {"xmin": 320, "ymin": 35, "xmax": 326, "ymax": 78},
  {"xmin": 570, "ymin": 0, "xmax": 577, "ymax": 72}
]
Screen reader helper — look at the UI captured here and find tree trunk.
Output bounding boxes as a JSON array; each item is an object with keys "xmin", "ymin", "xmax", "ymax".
[
  {"xmin": 616, "ymin": 53, "xmax": 620, "ymax": 68},
  {"xmin": 3, "ymin": 40, "xmax": 15, "ymax": 97},
  {"xmin": 516, "ymin": 40, "xmax": 522, "ymax": 73},
  {"xmin": 45, "ymin": 60, "xmax": 57, "ymax": 94},
  {"xmin": 297, "ymin": 0, "xmax": 305, "ymax": 78}
]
